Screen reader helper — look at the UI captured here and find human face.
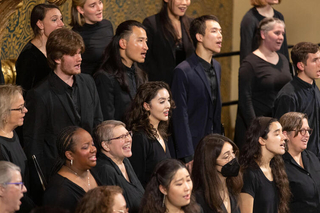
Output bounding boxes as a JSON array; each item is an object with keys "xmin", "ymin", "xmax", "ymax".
[
  {"xmin": 112, "ymin": 193, "xmax": 128, "ymax": 213},
  {"xmin": 266, "ymin": 0, "xmax": 279, "ymax": 5},
  {"xmin": 106, "ymin": 126, "xmax": 132, "ymax": 161},
  {"xmin": 121, "ymin": 26, "xmax": 148, "ymax": 67},
  {"xmin": 216, "ymin": 142, "xmax": 236, "ymax": 172},
  {"xmin": 144, "ymin": 88, "xmax": 171, "ymax": 128},
  {"xmin": 77, "ymin": 0, "xmax": 103, "ymax": 24},
  {"xmin": 38, "ymin": 8, "xmax": 64, "ymax": 38},
  {"xmin": 165, "ymin": 0, "xmax": 191, "ymax": 18},
  {"xmin": 163, "ymin": 168, "xmax": 192, "ymax": 210},
  {"xmin": 262, "ymin": 23, "xmax": 285, "ymax": 52},
  {"xmin": 299, "ymin": 51, "xmax": 320, "ymax": 83},
  {"xmin": 56, "ymin": 49, "xmax": 82, "ymax": 76},
  {"xmin": 7, "ymin": 93, "xmax": 28, "ymax": 129},
  {"xmin": 0, "ymin": 170, "xmax": 27, "ymax": 212},
  {"xmin": 199, "ymin": 20, "xmax": 222, "ymax": 54},
  {"xmin": 262, "ymin": 122, "xmax": 286, "ymax": 155},
  {"xmin": 71, "ymin": 129, "xmax": 97, "ymax": 170},
  {"xmin": 286, "ymin": 118, "xmax": 310, "ymax": 154}
]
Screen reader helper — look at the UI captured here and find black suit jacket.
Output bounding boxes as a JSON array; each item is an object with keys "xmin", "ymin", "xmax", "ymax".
[
  {"xmin": 141, "ymin": 13, "xmax": 194, "ymax": 85},
  {"xmin": 171, "ymin": 53, "xmax": 222, "ymax": 162},
  {"xmin": 24, "ymin": 72, "xmax": 103, "ymax": 179}
]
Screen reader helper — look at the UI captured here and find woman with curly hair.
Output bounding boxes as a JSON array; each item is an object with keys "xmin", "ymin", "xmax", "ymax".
[
  {"xmin": 139, "ymin": 159, "xmax": 201, "ymax": 213},
  {"xmin": 126, "ymin": 81, "xmax": 175, "ymax": 187},
  {"xmin": 239, "ymin": 117, "xmax": 290, "ymax": 213},
  {"xmin": 192, "ymin": 134, "xmax": 242, "ymax": 213}
]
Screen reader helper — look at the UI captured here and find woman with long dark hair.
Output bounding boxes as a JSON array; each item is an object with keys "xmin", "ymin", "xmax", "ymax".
[
  {"xmin": 126, "ymin": 81, "xmax": 175, "ymax": 187},
  {"xmin": 70, "ymin": 0, "xmax": 113, "ymax": 75},
  {"xmin": 94, "ymin": 20, "xmax": 148, "ymax": 121},
  {"xmin": 239, "ymin": 117, "xmax": 290, "ymax": 213},
  {"xmin": 141, "ymin": 0, "xmax": 194, "ymax": 84},
  {"xmin": 139, "ymin": 159, "xmax": 201, "ymax": 213},
  {"xmin": 192, "ymin": 134, "xmax": 242, "ymax": 213}
]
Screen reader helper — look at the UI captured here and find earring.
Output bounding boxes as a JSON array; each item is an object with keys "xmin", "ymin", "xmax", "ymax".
[
  {"xmin": 162, "ymin": 194, "xmax": 166, "ymax": 207},
  {"xmin": 71, "ymin": 159, "xmax": 73, "ymax": 166}
]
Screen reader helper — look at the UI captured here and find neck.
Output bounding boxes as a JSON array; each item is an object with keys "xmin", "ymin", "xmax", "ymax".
[
  {"xmin": 165, "ymin": 199, "xmax": 182, "ymax": 213},
  {"xmin": 258, "ymin": 45, "xmax": 277, "ymax": 57},
  {"xmin": 298, "ymin": 73, "xmax": 314, "ymax": 85},
  {"xmin": 167, "ymin": 7, "xmax": 180, "ymax": 23},
  {"xmin": 196, "ymin": 47, "xmax": 213, "ymax": 64},
  {"xmin": 0, "ymin": 125, "xmax": 14, "ymax": 138},
  {"xmin": 288, "ymin": 148, "xmax": 302, "ymax": 162},
  {"xmin": 259, "ymin": 147, "xmax": 274, "ymax": 168},
  {"xmin": 31, "ymin": 35, "xmax": 48, "ymax": 56},
  {"xmin": 256, "ymin": 4, "xmax": 274, "ymax": 17},
  {"xmin": 105, "ymin": 152, "xmax": 124, "ymax": 166},
  {"xmin": 149, "ymin": 119, "xmax": 160, "ymax": 130},
  {"xmin": 54, "ymin": 70, "xmax": 74, "ymax": 87},
  {"xmin": 65, "ymin": 165, "xmax": 88, "ymax": 178}
]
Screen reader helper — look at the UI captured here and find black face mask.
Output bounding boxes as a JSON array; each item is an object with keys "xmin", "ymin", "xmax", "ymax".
[{"xmin": 219, "ymin": 158, "xmax": 240, "ymax": 177}]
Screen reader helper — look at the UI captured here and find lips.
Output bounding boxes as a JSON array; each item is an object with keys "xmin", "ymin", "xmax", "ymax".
[
  {"xmin": 141, "ymin": 52, "xmax": 146, "ymax": 58},
  {"xmin": 183, "ymin": 194, "xmax": 191, "ymax": 200},
  {"xmin": 123, "ymin": 144, "xmax": 131, "ymax": 151},
  {"xmin": 89, "ymin": 155, "xmax": 96, "ymax": 161},
  {"xmin": 164, "ymin": 111, "xmax": 169, "ymax": 116},
  {"xmin": 216, "ymin": 41, "xmax": 222, "ymax": 48}
]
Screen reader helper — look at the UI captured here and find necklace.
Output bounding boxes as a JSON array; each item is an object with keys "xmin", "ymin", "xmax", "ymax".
[{"xmin": 66, "ymin": 166, "xmax": 91, "ymax": 190}]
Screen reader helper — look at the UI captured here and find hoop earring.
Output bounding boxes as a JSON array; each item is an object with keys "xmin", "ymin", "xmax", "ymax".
[
  {"xmin": 162, "ymin": 194, "xmax": 166, "ymax": 207},
  {"xmin": 71, "ymin": 159, "xmax": 73, "ymax": 166}
]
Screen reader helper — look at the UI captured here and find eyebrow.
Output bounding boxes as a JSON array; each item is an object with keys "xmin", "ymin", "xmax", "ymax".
[{"xmin": 273, "ymin": 129, "xmax": 281, "ymax": 133}]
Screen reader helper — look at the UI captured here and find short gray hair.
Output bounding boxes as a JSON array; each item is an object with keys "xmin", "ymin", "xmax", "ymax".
[{"xmin": 0, "ymin": 161, "xmax": 21, "ymax": 187}]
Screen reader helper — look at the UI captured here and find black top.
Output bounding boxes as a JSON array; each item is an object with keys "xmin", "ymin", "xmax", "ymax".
[
  {"xmin": 0, "ymin": 131, "xmax": 27, "ymax": 178},
  {"xmin": 195, "ymin": 189, "xmax": 240, "ymax": 213},
  {"xmin": 240, "ymin": 7, "xmax": 289, "ymax": 63},
  {"xmin": 129, "ymin": 131, "xmax": 171, "ymax": 187},
  {"xmin": 234, "ymin": 53, "xmax": 291, "ymax": 149},
  {"xmin": 16, "ymin": 41, "xmax": 52, "ymax": 93},
  {"xmin": 242, "ymin": 164, "xmax": 279, "ymax": 213},
  {"xmin": 273, "ymin": 76, "xmax": 320, "ymax": 159},
  {"xmin": 92, "ymin": 153, "xmax": 144, "ymax": 213},
  {"xmin": 73, "ymin": 19, "xmax": 113, "ymax": 75},
  {"xmin": 94, "ymin": 65, "xmax": 139, "ymax": 121},
  {"xmin": 282, "ymin": 151, "xmax": 320, "ymax": 213},
  {"xmin": 43, "ymin": 172, "xmax": 101, "ymax": 213}
]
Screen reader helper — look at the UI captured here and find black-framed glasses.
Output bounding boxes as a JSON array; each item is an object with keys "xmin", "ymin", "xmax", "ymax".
[
  {"xmin": 10, "ymin": 103, "xmax": 26, "ymax": 113},
  {"xmin": 293, "ymin": 128, "xmax": 313, "ymax": 136},
  {"xmin": 4, "ymin": 181, "xmax": 24, "ymax": 190},
  {"xmin": 108, "ymin": 131, "xmax": 132, "ymax": 142}
]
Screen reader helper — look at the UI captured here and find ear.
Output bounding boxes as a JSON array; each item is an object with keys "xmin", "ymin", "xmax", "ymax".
[
  {"xmin": 297, "ymin": 62, "xmax": 305, "ymax": 71},
  {"xmin": 159, "ymin": 185, "xmax": 167, "ymax": 195},
  {"xmin": 195, "ymin": 33, "xmax": 203, "ymax": 43},
  {"xmin": 258, "ymin": 137, "xmax": 266, "ymax": 146},
  {"xmin": 55, "ymin": 58, "xmax": 62, "ymax": 66},
  {"xmin": 119, "ymin": 38, "xmax": 127, "ymax": 50},
  {"xmin": 65, "ymin": 150, "xmax": 73, "ymax": 161},
  {"xmin": 76, "ymin": 6, "xmax": 84, "ymax": 15},
  {"xmin": 101, "ymin": 142, "xmax": 110, "ymax": 152},
  {"xmin": 260, "ymin": 30, "xmax": 266, "ymax": 40},
  {"xmin": 0, "ymin": 185, "xmax": 5, "ymax": 196},
  {"xmin": 36, "ymin": 20, "xmax": 44, "ymax": 30},
  {"xmin": 143, "ymin": 102, "xmax": 150, "ymax": 111}
]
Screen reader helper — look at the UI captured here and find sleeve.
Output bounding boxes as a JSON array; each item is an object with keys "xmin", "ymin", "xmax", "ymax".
[
  {"xmin": 238, "ymin": 60, "xmax": 256, "ymax": 129},
  {"xmin": 94, "ymin": 72, "xmax": 115, "ymax": 120},
  {"xmin": 129, "ymin": 132, "xmax": 148, "ymax": 185},
  {"xmin": 240, "ymin": 12, "xmax": 256, "ymax": 63},
  {"xmin": 171, "ymin": 67, "xmax": 194, "ymax": 162},
  {"xmin": 16, "ymin": 51, "xmax": 38, "ymax": 91},
  {"xmin": 273, "ymin": 93, "xmax": 296, "ymax": 119},
  {"xmin": 241, "ymin": 169, "xmax": 258, "ymax": 198}
]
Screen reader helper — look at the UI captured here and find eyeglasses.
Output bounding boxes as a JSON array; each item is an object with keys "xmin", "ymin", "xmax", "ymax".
[
  {"xmin": 113, "ymin": 208, "xmax": 129, "ymax": 213},
  {"xmin": 10, "ymin": 103, "xmax": 26, "ymax": 113},
  {"xmin": 4, "ymin": 181, "xmax": 24, "ymax": 190},
  {"xmin": 292, "ymin": 128, "xmax": 313, "ymax": 136},
  {"xmin": 108, "ymin": 131, "xmax": 132, "ymax": 142}
]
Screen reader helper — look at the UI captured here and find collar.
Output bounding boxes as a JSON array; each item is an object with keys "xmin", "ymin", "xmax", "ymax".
[
  {"xmin": 295, "ymin": 76, "xmax": 314, "ymax": 89},
  {"xmin": 196, "ymin": 53, "xmax": 212, "ymax": 71}
]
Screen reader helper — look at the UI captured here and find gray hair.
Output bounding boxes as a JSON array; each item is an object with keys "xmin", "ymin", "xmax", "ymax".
[
  {"xmin": 258, "ymin": 17, "xmax": 285, "ymax": 41},
  {"xmin": 0, "ymin": 161, "xmax": 21, "ymax": 187}
]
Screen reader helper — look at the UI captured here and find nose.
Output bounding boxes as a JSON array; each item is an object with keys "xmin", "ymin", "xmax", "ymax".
[
  {"xmin": 281, "ymin": 132, "xmax": 287, "ymax": 141},
  {"xmin": 165, "ymin": 100, "xmax": 171, "ymax": 108},
  {"xmin": 23, "ymin": 106, "xmax": 28, "ymax": 113},
  {"xmin": 77, "ymin": 53, "xmax": 82, "ymax": 62},
  {"xmin": 22, "ymin": 184, "xmax": 27, "ymax": 193},
  {"xmin": 58, "ymin": 18, "xmax": 64, "ymax": 27},
  {"xmin": 144, "ymin": 41, "xmax": 148, "ymax": 50},
  {"xmin": 184, "ymin": 181, "xmax": 191, "ymax": 191},
  {"xmin": 91, "ymin": 144, "xmax": 97, "ymax": 153},
  {"xmin": 98, "ymin": 2, "xmax": 103, "ymax": 10}
]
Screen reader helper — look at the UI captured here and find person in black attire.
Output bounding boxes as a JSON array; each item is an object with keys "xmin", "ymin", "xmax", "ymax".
[
  {"xmin": 274, "ymin": 42, "xmax": 320, "ymax": 159},
  {"xmin": 94, "ymin": 20, "xmax": 148, "ymax": 121},
  {"xmin": 16, "ymin": 4, "xmax": 64, "ymax": 92},
  {"xmin": 126, "ymin": 82, "xmax": 174, "ymax": 187},
  {"xmin": 92, "ymin": 120, "xmax": 144, "ymax": 213},
  {"xmin": 140, "ymin": 0, "xmax": 194, "ymax": 84},
  {"xmin": 70, "ymin": 0, "xmax": 113, "ymax": 75},
  {"xmin": 240, "ymin": 117, "xmax": 291, "ymax": 213},
  {"xmin": 24, "ymin": 28, "xmax": 103, "ymax": 205},
  {"xmin": 43, "ymin": 126, "xmax": 100, "ymax": 213},
  {"xmin": 279, "ymin": 112, "xmax": 320, "ymax": 213}
]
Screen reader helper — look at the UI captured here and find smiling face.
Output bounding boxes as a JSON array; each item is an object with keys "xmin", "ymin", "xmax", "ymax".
[
  {"xmin": 165, "ymin": 0, "xmax": 191, "ymax": 18},
  {"xmin": 216, "ymin": 142, "xmax": 236, "ymax": 172},
  {"xmin": 298, "ymin": 50, "xmax": 320, "ymax": 83},
  {"xmin": 161, "ymin": 168, "xmax": 193, "ymax": 210},
  {"xmin": 6, "ymin": 93, "xmax": 28, "ymax": 129},
  {"xmin": 77, "ymin": 0, "xmax": 103, "ymax": 24},
  {"xmin": 286, "ymin": 118, "xmax": 310, "ymax": 154},
  {"xmin": 261, "ymin": 23, "xmax": 285, "ymax": 52},
  {"xmin": 120, "ymin": 26, "xmax": 148, "ymax": 67},
  {"xmin": 70, "ymin": 129, "xmax": 97, "ymax": 170},
  {"xmin": 56, "ymin": 48, "xmax": 82, "ymax": 77},
  {"xmin": 0, "ymin": 170, "xmax": 27, "ymax": 212},
  {"xmin": 197, "ymin": 20, "xmax": 222, "ymax": 54},
  {"xmin": 37, "ymin": 8, "xmax": 64, "ymax": 38},
  {"xmin": 260, "ymin": 121, "xmax": 286, "ymax": 156},
  {"xmin": 144, "ymin": 88, "xmax": 171, "ymax": 128}
]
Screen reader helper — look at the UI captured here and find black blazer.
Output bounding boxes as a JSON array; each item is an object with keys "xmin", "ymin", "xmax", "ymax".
[
  {"xmin": 141, "ymin": 13, "xmax": 194, "ymax": 85},
  {"xmin": 171, "ymin": 53, "xmax": 222, "ymax": 162},
  {"xmin": 24, "ymin": 72, "xmax": 103, "ymax": 179}
]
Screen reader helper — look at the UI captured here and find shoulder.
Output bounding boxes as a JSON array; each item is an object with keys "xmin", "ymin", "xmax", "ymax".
[
  {"xmin": 273, "ymin": 9, "xmax": 284, "ymax": 20},
  {"xmin": 100, "ymin": 19, "xmax": 112, "ymax": 26},
  {"xmin": 77, "ymin": 73, "xmax": 96, "ymax": 87},
  {"xmin": 241, "ymin": 7, "xmax": 258, "ymax": 24},
  {"xmin": 143, "ymin": 14, "xmax": 158, "ymax": 26}
]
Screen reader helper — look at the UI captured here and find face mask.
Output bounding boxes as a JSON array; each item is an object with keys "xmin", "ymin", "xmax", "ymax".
[{"xmin": 219, "ymin": 158, "xmax": 240, "ymax": 177}]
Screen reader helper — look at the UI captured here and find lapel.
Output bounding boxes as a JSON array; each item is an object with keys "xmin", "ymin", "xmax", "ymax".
[{"xmin": 48, "ymin": 72, "xmax": 77, "ymax": 125}]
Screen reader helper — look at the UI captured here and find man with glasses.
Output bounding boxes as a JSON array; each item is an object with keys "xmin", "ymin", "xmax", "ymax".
[
  {"xmin": 92, "ymin": 120, "xmax": 144, "ymax": 213},
  {"xmin": 274, "ymin": 42, "xmax": 320, "ymax": 159}
]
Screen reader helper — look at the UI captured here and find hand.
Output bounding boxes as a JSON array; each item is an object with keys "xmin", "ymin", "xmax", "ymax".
[{"xmin": 185, "ymin": 160, "xmax": 194, "ymax": 174}]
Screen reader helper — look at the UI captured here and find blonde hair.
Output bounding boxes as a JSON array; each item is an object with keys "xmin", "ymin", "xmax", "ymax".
[{"xmin": 70, "ymin": 0, "xmax": 87, "ymax": 27}]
